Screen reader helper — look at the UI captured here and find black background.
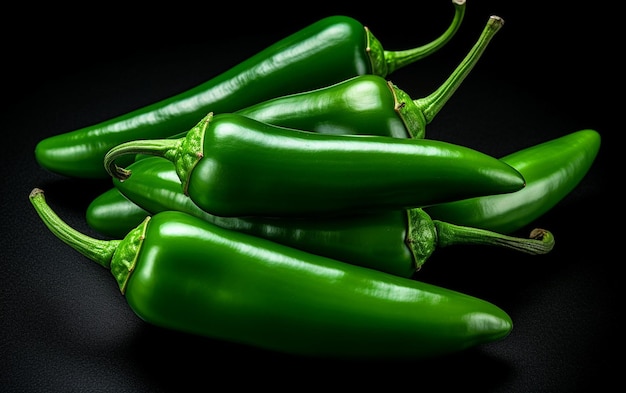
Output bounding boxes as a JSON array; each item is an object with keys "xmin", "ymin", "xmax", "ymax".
[{"xmin": 2, "ymin": 1, "xmax": 616, "ymax": 391}]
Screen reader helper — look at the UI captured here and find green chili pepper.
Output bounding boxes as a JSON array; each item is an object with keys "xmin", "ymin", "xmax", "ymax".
[
  {"xmin": 132, "ymin": 13, "xmax": 502, "ymax": 163},
  {"xmin": 34, "ymin": 2, "xmax": 466, "ymax": 179},
  {"xmin": 88, "ymin": 157, "xmax": 553, "ymax": 277},
  {"xmin": 237, "ymin": 15, "xmax": 503, "ymax": 140},
  {"xmin": 31, "ymin": 187, "xmax": 513, "ymax": 358},
  {"xmin": 104, "ymin": 112, "xmax": 525, "ymax": 218},
  {"xmin": 87, "ymin": 189, "xmax": 149, "ymax": 238},
  {"xmin": 424, "ymin": 129, "xmax": 601, "ymax": 234}
]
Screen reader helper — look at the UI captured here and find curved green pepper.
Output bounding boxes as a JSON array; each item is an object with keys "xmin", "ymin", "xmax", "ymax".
[
  {"xmin": 34, "ymin": 2, "xmax": 466, "ymax": 179},
  {"xmin": 89, "ymin": 157, "xmax": 553, "ymax": 277},
  {"xmin": 142, "ymin": 14, "xmax": 498, "ymax": 144},
  {"xmin": 133, "ymin": 13, "xmax": 502, "ymax": 162},
  {"xmin": 104, "ymin": 112, "xmax": 525, "ymax": 218},
  {"xmin": 31, "ymin": 187, "xmax": 513, "ymax": 359},
  {"xmin": 87, "ymin": 190, "xmax": 149, "ymax": 238},
  {"xmin": 424, "ymin": 129, "xmax": 601, "ymax": 233}
]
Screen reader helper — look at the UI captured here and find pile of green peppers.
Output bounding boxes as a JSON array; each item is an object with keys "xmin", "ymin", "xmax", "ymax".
[{"xmin": 30, "ymin": 1, "xmax": 601, "ymax": 359}]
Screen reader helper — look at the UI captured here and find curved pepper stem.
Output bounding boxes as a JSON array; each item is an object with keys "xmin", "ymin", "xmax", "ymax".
[
  {"xmin": 29, "ymin": 188, "xmax": 148, "ymax": 294},
  {"xmin": 105, "ymin": 138, "xmax": 181, "ymax": 181},
  {"xmin": 104, "ymin": 113, "xmax": 210, "ymax": 183},
  {"xmin": 418, "ymin": 15, "xmax": 504, "ymax": 125},
  {"xmin": 29, "ymin": 188, "xmax": 120, "ymax": 268},
  {"xmin": 393, "ymin": 14, "xmax": 505, "ymax": 139},
  {"xmin": 376, "ymin": 0, "xmax": 466, "ymax": 75},
  {"xmin": 434, "ymin": 220, "xmax": 555, "ymax": 255},
  {"xmin": 406, "ymin": 208, "xmax": 554, "ymax": 271}
]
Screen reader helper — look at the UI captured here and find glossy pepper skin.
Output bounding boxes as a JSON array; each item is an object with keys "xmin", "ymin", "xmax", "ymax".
[
  {"xmin": 424, "ymin": 129, "xmax": 601, "ymax": 234},
  {"xmin": 34, "ymin": 1, "xmax": 466, "ymax": 179},
  {"xmin": 89, "ymin": 157, "xmax": 553, "ymax": 277},
  {"xmin": 147, "ymin": 14, "xmax": 502, "ymax": 145},
  {"xmin": 87, "ymin": 190, "xmax": 148, "ymax": 238},
  {"xmin": 31, "ymin": 187, "xmax": 513, "ymax": 359},
  {"xmin": 105, "ymin": 112, "xmax": 525, "ymax": 218}
]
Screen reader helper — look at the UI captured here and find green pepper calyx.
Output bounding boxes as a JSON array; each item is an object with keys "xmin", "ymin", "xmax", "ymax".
[
  {"xmin": 111, "ymin": 216, "xmax": 149, "ymax": 294},
  {"xmin": 406, "ymin": 208, "xmax": 437, "ymax": 271},
  {"xmin": 176, "ymin": 113, "xmax": 210, "ymax": 196},
  {"xmin": 405, "ymin": 207, "xmax": 555, "ymax": 273}
]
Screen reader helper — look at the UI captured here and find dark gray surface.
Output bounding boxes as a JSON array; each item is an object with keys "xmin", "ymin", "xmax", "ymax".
[{"xmin": 2, "ymin": 1, "xmax": 616, "ymax": 391}]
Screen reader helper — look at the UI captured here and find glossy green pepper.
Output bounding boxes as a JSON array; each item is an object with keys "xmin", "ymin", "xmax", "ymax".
[
  {"xmin": 30, "ymin": 187, "xmax": 513, "ymax": 358},
  {"xmin": 34, "ymin": 2, "xmax": 466, "ymax": 179},
  {"xmin": 424, "ymin": 129, "xmax": 601, "ymax": 233},
  {"xmin": 88, "ymin": 157, "xmax": 553, "ymax": 277},
  {"xmin": 132, "ymin": 13, "xmax": 502, "ymax": 162},
  {"xmin": 87, "ymin": 190, "xmax": 148, "ymax": 238},
  {"xmin": 151, "ymin": 14, "xmax": 502, "ymax": 143},
  {"xmin": 104, "ymin": 112, "xmax": 525, "ymax": 218}
]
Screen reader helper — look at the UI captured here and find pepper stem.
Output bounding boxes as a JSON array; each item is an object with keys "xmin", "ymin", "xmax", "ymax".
[
  {"xmin": 434, "ymin": 220, "xmax": 555, "ymax": 255},
  {"xmin": 104, "ymin": 138, "xmax": 182, "ymax": 181},
  {"xmin": 416, "ymin": 15, "xmax": 505, "ymax": 125},
  {"xmin": 28, "ymin": 188, "xmax": 119, "ymax": 269},
  {"xmin": 104, "ymin": 112, "xmax": 212, "ymax": 181},
  {"xmin": 380, "ymin": 0, "xmax": 466, "ymax": 75},
  {"xmin": 391, "ymin": 14, "xmax": 504, "ymax": 139}
]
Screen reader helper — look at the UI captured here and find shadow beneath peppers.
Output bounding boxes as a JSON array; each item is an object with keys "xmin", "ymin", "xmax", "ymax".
[
  {"xmin": 417, "ymin": 246, "xmax": 545, "ymax": 305},
  {"xmin": 127, "ymin": 322, "xmax": 513, "ymax": 390},
  {"xmin": 414, "ymin": 200, "xmax": 593, "ymax": 310}
]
